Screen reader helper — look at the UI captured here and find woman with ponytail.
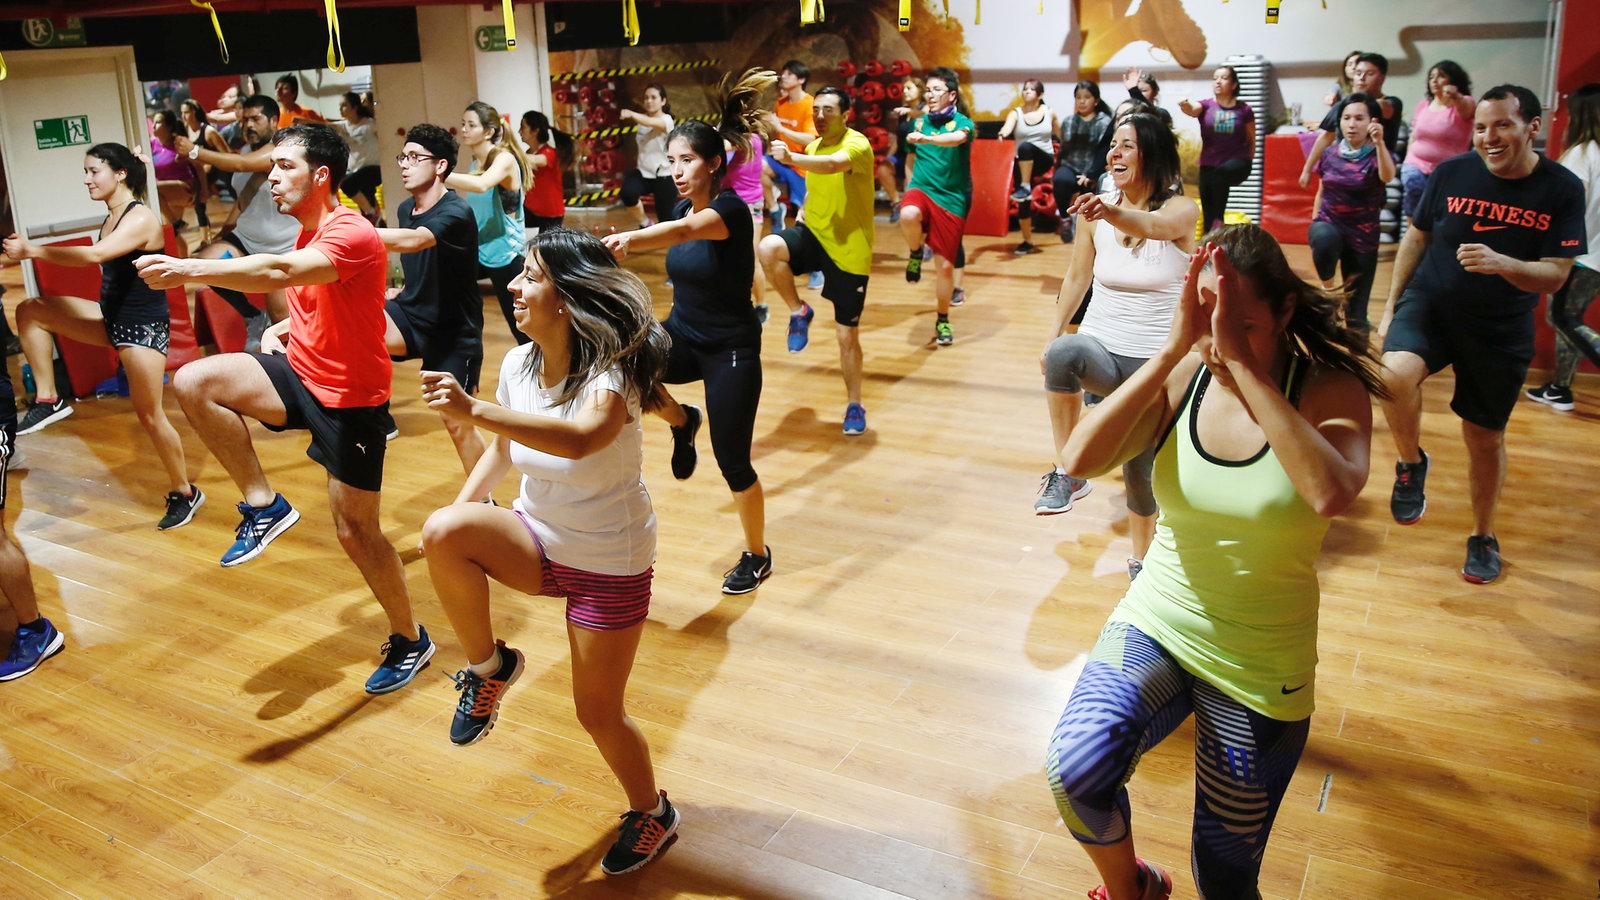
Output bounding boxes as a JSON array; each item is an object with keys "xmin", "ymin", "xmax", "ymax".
[
  {"xmin": 448, "ymin": 101, "xmax": 530, "ymax": 344},
  {"xmin": 519, "ymin": 109, "xmax": 568, "ymax": 235},
  {"xmin": 1045, "ymin": 223, "xmax": 1385, "ymax": 900},
  {"xmin": 603, "ymin": 68, "xmax": 777, "ymax": 595}
]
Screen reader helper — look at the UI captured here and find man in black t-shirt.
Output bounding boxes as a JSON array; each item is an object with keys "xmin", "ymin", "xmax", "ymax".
[
  {"xmin": 1299, "ymin": 52, "xmax": 1403, "ymax": 187},
  {"xmin": 376, "ymin": 124, "xmax": 485, "ymax": 476},
  {"xmin": 1375, "ymin": 85, "xmax": 1585, "ymax": 585}
]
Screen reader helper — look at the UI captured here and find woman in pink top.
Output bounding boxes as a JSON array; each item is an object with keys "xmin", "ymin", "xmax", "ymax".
[
  {"xmin": 1400, "ymin": 60, "xmax": 1473, "ymax": 224},
  {"xmin": 726, "ymin": 131, "xmax": 769, "ymax": 319}
]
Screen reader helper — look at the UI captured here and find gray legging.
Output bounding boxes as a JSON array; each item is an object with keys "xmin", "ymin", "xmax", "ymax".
[
  {"xmin": 1043, "ymin": 332, "xmax": 1157, "ymax": 516},
  {"xmin": 1549, "ymin": 263, "xmax": 1600, "ymax": 389}
]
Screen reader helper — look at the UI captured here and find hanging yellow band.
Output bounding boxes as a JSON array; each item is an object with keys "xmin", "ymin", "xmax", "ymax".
[
  {"xmin": 622, "ymin": 0, "xmax": 640, "ymax": 46},
  {"xmin": 191, "ymin": 0, "xmax": 230, "ymax": 64},
  {"xmin": 974, "ymin": 0, "xmax": 981, "ymax": 24},
  {"xmin": 325, "ymin": 0, "xmax": 346, "ymax": 72},
  {"xmin": 897, "ymin": 0, "xmax": 911, "ymax": 31},
  {"xmin": 801, "ymin": 0, "xmax": 825, "ymax": 25},
  {"xmin": 0, "ymin": 52, "xmax": 7, "ymax": 81},
  {"xmin": 502, "ymin": 0, "xmax": 517, "ymax": 48},
  {"xmin": 1265, "ymin": 0, "xmax": 1279, "ymax": 23}
]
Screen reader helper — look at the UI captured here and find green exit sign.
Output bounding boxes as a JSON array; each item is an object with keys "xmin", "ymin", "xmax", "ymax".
[
  {"xmin": 35, "ymin": 116, "xmax": 91, "ymax": 150},
  {"xmin": 475, "ymin": 25, "xmax": 509, "ymax": 52}
]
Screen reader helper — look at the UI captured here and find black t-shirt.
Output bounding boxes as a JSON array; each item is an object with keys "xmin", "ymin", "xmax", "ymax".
[
  {"xmin": 1407, "ymin": 152, "xmax": 1586, "ymax": 315},
  {"xmin": 1320, "ymin": 95, "xmax": 1404, "ymax": 155},
  {"xmin": 397, "ymin": 190, "xmax": 482, "ymax": 342},
  {"xmin": 664, "ymin": 190, "xmax": 758, "ymax": 348}
]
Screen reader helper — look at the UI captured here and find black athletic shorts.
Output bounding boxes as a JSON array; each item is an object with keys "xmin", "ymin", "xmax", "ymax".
[
  {"xmin": 385, "ymin": 301, "xmax": 483, "ymax": 395},
  {"xmin": 776, "ymin": 223, "xmax": 869, "ymax": 327},
  {"xmin": 252, "ymin": 351, "xmax": 390, "ymax": 491},
  {"xmin": 1383, "ymin": 289, "xmax": 1535, "ymax": 431}
]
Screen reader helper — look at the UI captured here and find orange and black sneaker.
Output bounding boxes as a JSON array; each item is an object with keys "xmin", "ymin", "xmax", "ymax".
[
  {"xmin": 600, "ymin": 791, "xmax": 680, "ymax": 875},
  {"xmin": 448, "ymin": 640, "xmax": 525, "ymax": 746}
]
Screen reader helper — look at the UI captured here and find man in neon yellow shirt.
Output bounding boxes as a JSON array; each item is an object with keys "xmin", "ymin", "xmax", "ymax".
[{"xmin": 758, "ymin": 87, "xmax": 876, "ymax": 435}]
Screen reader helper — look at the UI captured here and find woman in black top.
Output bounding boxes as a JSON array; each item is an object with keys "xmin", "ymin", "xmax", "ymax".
[
  {"xmin": 2, "ymin": 142, "xmax": 201, "ymax": 531},
  {"xmin": 604, "ymin": 69, "xmax": 776, "ymax": 595}
]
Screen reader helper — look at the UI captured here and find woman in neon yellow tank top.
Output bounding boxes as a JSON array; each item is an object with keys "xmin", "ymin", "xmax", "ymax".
[{"xmin": 1045, "ymin": 224, "xmax": 1389, "ymax": 900}]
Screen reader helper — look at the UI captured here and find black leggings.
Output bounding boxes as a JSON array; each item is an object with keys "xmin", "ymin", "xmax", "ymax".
[
  {"xmin": 1308, "ymin": 220, "xmax": 1377, "ymax": 330},
  {"xmin": 1198, "ymin": 160, "xmax": 1252, "ymax": 231},
  {"xmin": 622, "ymin": 169, "xmax": 679, "ymax": 221},
  {"xmin": 481, "ymin": 257, "xmax": 530, "ymax": 346},
  {"xmin": 1013, "ymin": 143, "xmax": 1053, "ymax": 194},
  {"xmin": 663, "ymin": 329, "xmax": 761, "ymax": 493},
  {"xmin": 1051, "ymin": 163, "xmax": 1095, "ymax": 218}
]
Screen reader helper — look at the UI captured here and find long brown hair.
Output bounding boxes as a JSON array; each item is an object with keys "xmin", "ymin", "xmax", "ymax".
[
  {"xmin": 466, "ymin": 101, "xmax": 531, "ymax": 189},
  {"xmin": 1204, "ymin": 224, "xmax": 1390, "ymax": 399},
  {"xmin": 666, "ymin": 67, "xmax": 776, "ymax": 194}
]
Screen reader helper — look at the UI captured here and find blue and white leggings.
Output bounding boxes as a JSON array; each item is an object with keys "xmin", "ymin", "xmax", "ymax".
[{"xmin": 1046, "ymin": 621, "xmax": 1309, "ymax": 898}]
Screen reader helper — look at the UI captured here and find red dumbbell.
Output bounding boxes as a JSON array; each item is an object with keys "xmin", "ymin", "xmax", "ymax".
[
  {"xmin": 553, "ymin": 85, "xmax": 572, "ymax": 104},
  {"xmin": 862, "ymin": 60, "xmax": 885, "ymax": 77},
  {"xmin": 859, "ymin": 80, "xmax": 885, "ymax": 103},
  {"xmin": 1031, "ymin": 183, "xmax": 1056, "ymax": 216},
  {"xmin": 860, "ymin": 104, "xmax": 884, "ymax": 125},
  {"xmin": 886, "ymin": 81, "xmax": 903, "ymax": 101},
  {"xmin": 598, "ymin": 135, "xmax": 622, "ymax": 152},
  {"xmin": 598, "ymin": 88, "xmax": 616, "ymax": 105},
  {"xmin": 838, "ymin": 61, "xmax": 857, "ymax": 79},
  {"xmin": 889, "ymin": 59, "xmax": 913, "ymax": 77},
  {"xmin": 863, "ymin": 126, "xmax": 891, "ymax": 154},
  {"xmin": 578, "ymin": 85, "xmax": 594, "ymax": 105}
]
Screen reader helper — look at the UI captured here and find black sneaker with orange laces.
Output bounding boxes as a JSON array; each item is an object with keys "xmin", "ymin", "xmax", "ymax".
[
  {"xmin": 600, "ymin": 791, "xmax": 680, "ymax": 875},
  {"xmin": 448, "ymin": 640, "xmax": 525, "ymax": 746}
]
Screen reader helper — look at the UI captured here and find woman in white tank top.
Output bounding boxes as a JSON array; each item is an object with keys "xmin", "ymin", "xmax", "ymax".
[
  {"xmin": 1035, "ymin": 111, "xmax": 1198, "ymax": 576},
  {"xmin": 998, "ymin": 79, "xmax": 1060, "ymax": 254}
]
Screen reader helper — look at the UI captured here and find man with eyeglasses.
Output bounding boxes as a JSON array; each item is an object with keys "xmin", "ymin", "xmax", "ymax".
[
  {"xmin": 176, "ymin": 93, "xmax": 299, "ymax": 350},
  {"xmin": 897, "ymin": 66, "xmax": 973, "ymax": 347},
  {"xmin": 374, "ymin": 124, "xmax": 486, "ymax": 476}
]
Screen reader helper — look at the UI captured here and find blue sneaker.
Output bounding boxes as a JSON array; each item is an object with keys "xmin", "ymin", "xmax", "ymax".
[
  {"xmin": 0, "ymin": 619, "xmax": 64, "ymax": 681},
  {"xmin": 787, "ymin": 303, "xmax": 815, "ymax": 353},
  {"xmin": 220, "ymin": 494, "xmax": 301, "ymax": 567},
  {"xmin": 843, "ymin": 403, "xmax": 867, "ymax": 435},
  {"xmin": 365, "ymin": 624, "xmax": 436, "ymax": 694},
  {"xmin": 771, "ymin": 200, "xmax": 787, "ymax": 230},
  {"xmin": 807, "ymin": 270, "xmax": 824, "ymax": 290}
]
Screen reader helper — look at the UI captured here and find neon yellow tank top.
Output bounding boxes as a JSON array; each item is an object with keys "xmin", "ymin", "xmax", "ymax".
[{"xmin": 1111, "ymin": 358, "xmax": 1327, "ymax": 720}]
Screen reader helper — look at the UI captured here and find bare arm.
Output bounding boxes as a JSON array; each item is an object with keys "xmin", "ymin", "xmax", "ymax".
[
  {"xmin": 376, "ymin": 224, "xmax": 438, "ymax": 253},
  {"xmin": 770, "ymin": 140, "xmax": 855, "ymax": 175},
  {"xmin": 445, "ymin": 153, "xmax": 518, "ymax": 194},
  {"xmin": 454, "ymin": 433, "xmax": 513, "ymax": 504},
  {"xmin": 1299, "ymin": 130, "xmax": 1335, "ymax": 187},
  {"xmin": 1457, "ymin": 248, "xmax": 1575, "ymax": 295},
  {"xmin": 4, "ymin": 206, "xmax": 162, "ymax": 266},
  {"xmin": 603, "ymin": 204, "xmax": 730, "ymax": 258},
  {"xmin": 1178, "ymin": 98, "xmax": 1203, "ymax": 118},
  {"xmin": 179, "ymin": 135, "xmax": 272, "ymax": 173},
  {"xmin": 1377, "ymin": 223, "xmax": 1429, "ymax": 335},
  {"xmin": 1047, "ymin": 221, "xmax": 1097, "ymax": 337},
  {"xmin": 997, "ymin": 109, "xmax": 1019, "ymax": 140},
  {"xmin": 620, "ymin": 109, "xmax": 672, "ymax": 132},
  {"xmin": 1071, "ymin": 192, "xmax": 1199, "ymax": 246},
  {"xmin": 426, "ymin": 370, "xmax": 629, "ymax": 460},
  {"xmin": 909, "ymin": 128, "xmax": 969, "ymax": 148},
  {"xmin": 137, "ymin": 245, "xmax": 340, "ymax": 293}
]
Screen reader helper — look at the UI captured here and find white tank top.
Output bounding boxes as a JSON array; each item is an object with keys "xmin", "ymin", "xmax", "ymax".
[
  {"xmin": 635, "ymin": 114, "xmax": 673, "ymax": 178},
  {"xmin": 1013, "ymin": 105, "xmax": 1054, "ymax": 156},
  {"xmin": 231, "ymin": 167, "xmax": 301, "ymax": 255},
  {"xmin": 1080, "ymin": 201, "xmax": 1189, "ymax": 358}
]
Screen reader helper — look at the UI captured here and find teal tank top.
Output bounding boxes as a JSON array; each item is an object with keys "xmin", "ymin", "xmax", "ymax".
[
  {"xmin": 1111, "ymin": 357, "xmax": 1328, "ymax": 720},
  {"xmin": 465, "ymin": 158, "xmax": 525, "ymax": 269}
]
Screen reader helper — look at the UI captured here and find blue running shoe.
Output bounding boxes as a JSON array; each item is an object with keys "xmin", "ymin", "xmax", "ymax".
[
  {"xmin": 807, "ymin": 270, "xmax": 824, "ymax": 290},
  {"xmin": 787, "ymin": 303, "xmax": 815, "ymax": 353},
  {"xmin": 220, "ymin": 494, "xmax": 300, "ymax": 567},
  {"xmin": 843, "ymin": 403, "xmax": 867, "ymax": 435},
  {"xmin": 0, "ymin": 618, "xmax": 64, "ymax": 681},
  {"xmin": 365, "ymin": 624, "xmax": 436, "ymax": 694}
]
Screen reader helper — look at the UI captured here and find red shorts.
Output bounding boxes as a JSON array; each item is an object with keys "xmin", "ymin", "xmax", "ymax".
[
  {"xmin": 513, "ymin": 509, "xmax": 652, "ymax": 631},
  {"xmin": 900, "ymin": 188, "xmax": 967, "ymax": 262}
]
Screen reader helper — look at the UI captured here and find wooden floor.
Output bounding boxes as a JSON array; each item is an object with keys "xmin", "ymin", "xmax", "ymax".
[{"xmin": 0, "ymin": 212, "xmax": 1596, "ymax": 899}]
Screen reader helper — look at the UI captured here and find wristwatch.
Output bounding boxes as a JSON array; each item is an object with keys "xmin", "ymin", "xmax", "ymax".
[{"xmin": 188, "ymin": 143, "xmax": 201, "ymax": 160}]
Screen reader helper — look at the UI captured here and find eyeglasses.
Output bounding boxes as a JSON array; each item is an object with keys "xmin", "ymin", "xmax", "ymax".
[{"xmin": 396, "ymin": 152, "xmax": 439, "ymax": 166}]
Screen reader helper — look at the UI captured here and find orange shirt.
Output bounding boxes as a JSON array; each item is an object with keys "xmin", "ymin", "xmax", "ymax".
[
  {"xmin": 775, "ymin": 93, "xmax": 817, "ymax": 153},
  {"xmin": 286, "ymin": 205, "xmax": 392, "ymax": 407},
  {"xmin": 278, "ymin": 102, "xmax": 326, "ymax": 127}
]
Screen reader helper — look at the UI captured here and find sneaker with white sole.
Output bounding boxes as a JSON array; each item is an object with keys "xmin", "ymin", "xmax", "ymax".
[
  {"xmin": 449, "ymin": 640, "xmax": 525, "ymax": 745},
  {"xmin": 842, "ymin": 403, "xmax": 867, "ymax": 435},
  {"xmin": 365, "ymin": 624, "xmax": 436, "ymax": 694},
  {"xmin": 1034, "ymin": 470, "xmax": 1090, "ymax": 514},
  {"xmin": 1390, "ymin": 450, "xmax": 1428, "ymax": 525},
  {"xmin": 1524, "ymin": 382, "xmax": 1575, "ymax": 411},
  {"xmin": 0, "ymin": 618, "xmax": 64, "ymax": 682},
  {"xmin": 17, "ymin": 398, "xmax": 72, "ymax": 435},
  {"xmin": 600, "ymin": 791, "xmax": 681, "ymax": 875},
  {"xmin": 220, "ymin": 493, "xmax": 301, "ymax": 566},
  {"xmin": 157, "ymin": 485, "xmax": 206, "ymax": 531},
  {"xmin": 721, "ymin": 546, "xmax": 772, "ymax": 594}
]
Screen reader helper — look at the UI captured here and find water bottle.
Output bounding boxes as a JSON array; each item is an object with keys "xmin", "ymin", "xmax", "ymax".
[{"xmin": 21, "ymin": 364, "xmax": 34, "ymax": 399}]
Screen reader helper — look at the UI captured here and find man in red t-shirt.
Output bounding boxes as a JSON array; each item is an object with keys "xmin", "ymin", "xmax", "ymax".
[{"xmin": 138, "ymin": 125, "xmax": 434, "ymax": 696}]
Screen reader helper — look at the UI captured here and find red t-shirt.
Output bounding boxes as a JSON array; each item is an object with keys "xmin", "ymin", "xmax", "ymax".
[
  {"xmin": 524, "ymin": 145, "xmax": 564, "ymax": 219},
  {"xmin": 287, "ymin": 205, "xmax": 392, "ymax": 407}
]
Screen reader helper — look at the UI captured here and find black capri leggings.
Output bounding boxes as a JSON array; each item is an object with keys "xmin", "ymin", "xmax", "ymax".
[
  {"xmin": 341, "ymin": 164, "xmax": 383, "ymax": 208},
  {"xmin": 481, "ymin": 257, "xmax": 530, "ymax": 346},
  {"xmin": 662, "ymin": 327, "xmax": 762, "ymax": 493},
  {"xmin": 622, "ymin": 169, "xmax": 679, "ymax": 221},
  {"xmin": 1308, "ymin": 220, "xmax": 1377, "ymax": 330},
  {"xmin": 1198, "ymin": 159, "xmax": 1252, "ymax": 231},
  {"xmin": 1013, "ymin": 143, "xmax": 1054, "ymax": 192},
  {"xmin": 1051, "ymin": 163, "xmax": 1096, "ymax": 218}
]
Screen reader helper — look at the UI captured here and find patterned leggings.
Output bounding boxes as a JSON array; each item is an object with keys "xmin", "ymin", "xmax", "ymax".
[
  {"xmin": 1549, "ymin": 263, "xmax": 1600, "ymax": 389},
  {"xmin": 1046, "ymin": 621, "xmax": 1309, "ymax": 898}
]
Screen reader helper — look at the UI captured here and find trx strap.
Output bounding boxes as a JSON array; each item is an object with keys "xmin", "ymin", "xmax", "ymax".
[
  {"xmin": 325, "ymin": 0, "xmax": 346, "ymax": 72},
  {"xmin": 192, "ymin": 0, "xmax": 230, "ymax": 64},
  {"xmin": 801, "ymin": 0, "xmax": 824, "ymax": 25},
  {"xmin": 502, "ymin": 0, "xmax": 517, "ymax": 48},
  {"xmin": 622, "ymin": 0, "xmax": 640, "ymax": 46}
]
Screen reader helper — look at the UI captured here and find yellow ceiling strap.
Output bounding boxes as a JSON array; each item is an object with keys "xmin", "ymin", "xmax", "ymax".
[
  {"xmin": 191, "ymin": 0, "xmax": 230, "ymax": 64},
  {"xmin": 324, "ymin": 0, "xmax": 346, "ymax": 71},
  {"xmin": 1265, "ymin": 0, "xmax": 1280, "ymax": 23},
  {"xmin": 897, "ymin": 0, "xmax": 910, "ymax": 31},
  {"xmin": 622, "ymin": 0, "xmax": 640, "ymax": 46},
  {"xmin": 0, "ymin": 52, "xmax": 6, "ymax": 81},
  {"xmin": 974, "ymin": 0, "xmax": 980, "ymax": 23},
  {"xmin": 502, "ymin": 0, "xmax": 517, "ymax": 48},
  {"xmin": 801, "ymin": 0, "xmax": 825, "ymax": 25}
]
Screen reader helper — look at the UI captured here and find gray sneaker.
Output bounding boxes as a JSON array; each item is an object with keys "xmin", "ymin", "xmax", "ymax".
[
  {"xmin": 1390, "ymin": 449, "xmax": 1428, "ymax": 525},
  {"xmin": 1034, "ymin": 470, "xmax": 1091, "ymax": 514},
  {"xmin": 244, "ymin": 312, "xmax": 270, "ymax": 354}
]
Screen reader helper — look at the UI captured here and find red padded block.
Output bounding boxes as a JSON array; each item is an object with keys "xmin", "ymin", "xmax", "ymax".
[
  {"xmin": 966, "ymin": 139, "xmax": 1015, "ymax": 238},
  {"xmin": 193, "ymin": 288, "xmax": 266, "ymax": 354},
  {"xmin": 1261, "ymin": 132, "xmax": 1319, "ymax": 245}
]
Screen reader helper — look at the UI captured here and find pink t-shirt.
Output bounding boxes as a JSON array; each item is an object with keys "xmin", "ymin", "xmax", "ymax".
[
  {"xmin": 724, "ymin": 134, "xmax": 765, "ymax": 206},
  {"xmin": 287, "ymin": 205, "xmax": 392, "ymax": 408},
  {"xmin": 1405, "ymin": 97, "xmax": 1474, "ymax": 175}
]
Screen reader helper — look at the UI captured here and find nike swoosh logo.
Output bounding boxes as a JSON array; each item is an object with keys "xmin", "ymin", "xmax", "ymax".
[
  {"xmin": 1471, "ymin": 222, "xmax": 1508, "ymax": 232},
  {"xmin": 1281, "ymin": 683, "xmax": 1307, "ymax": 695}
]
